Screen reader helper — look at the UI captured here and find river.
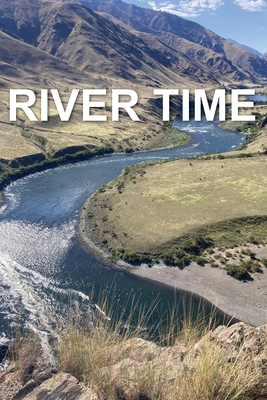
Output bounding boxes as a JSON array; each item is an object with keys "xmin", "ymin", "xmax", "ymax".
[{"xmin": 0, "ymin": 119, "xmax": 245, "ymax": 342}]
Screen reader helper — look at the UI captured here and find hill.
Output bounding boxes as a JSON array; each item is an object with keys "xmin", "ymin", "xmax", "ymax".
[
  {"xmin": 1, "ymin": 0, "xmax": 267, "ymax": 86},
  {"xmin": 0, "ymin": 0, "xmax": 267, "ymax": 169},
  {"xmin": 227, "ymin": 38, "xmax": 262, "ymax": 57},
  {"xmin": 82, "ymin": 0, "xmax": 267, "ymax": 84},
  {"xmin": 0, "ymin": 0, "xmax": 216, "ymax": 86},
  {"xmin": 0, "ymin": 0, "xmax": 191, "ymax": 167}
]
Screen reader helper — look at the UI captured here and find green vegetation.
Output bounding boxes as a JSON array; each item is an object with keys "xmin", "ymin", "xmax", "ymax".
[
  {"xmin": 225, "ymin": 260, "xmax": 262, "ymax": 281},
  {"xmin": 0, "ymin": 145, "xmax": 114, "ymax": 190}
]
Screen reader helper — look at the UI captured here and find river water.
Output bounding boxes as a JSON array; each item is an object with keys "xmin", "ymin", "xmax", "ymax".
[{"xmin": 0, "ymin": 120, "xmax": 245, "ymax": 340}]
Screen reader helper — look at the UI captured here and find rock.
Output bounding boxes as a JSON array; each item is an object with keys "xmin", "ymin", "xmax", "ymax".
[
  {"xmin": 258, "ymin": 115, "xmax": 267, "ymax": 129},
  {"xmin": 11, "ymin": 367, "xmax": 57, "ymax": 400},
  {"xmin": 21, "ymin": 372, "xmax": 99, "ymax": 400},
  {"xmin": 1, "ymin": 323, "xmax": 267, "ymax": 399},
  {"xmin": 10, "ymin": 153, "xmax": 45, "ymax": 168},
  {"xmin": 200, "ymin": 323, "xmax": 267, "ymax": 398},
  {"xmin": 114, "ymin": 337, "xmax": 162, "ymax": 361},
  {"xmin": 0, "ymin": 364, "xmax": 21, "ymax": 400}
]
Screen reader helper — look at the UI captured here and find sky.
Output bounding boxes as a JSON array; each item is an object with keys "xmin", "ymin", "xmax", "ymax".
[{"xmin": 125, "ymin": 0, "xmax": 267, "ymax": 54}]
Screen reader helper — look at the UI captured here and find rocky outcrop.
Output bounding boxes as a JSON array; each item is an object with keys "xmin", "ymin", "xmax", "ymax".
[
  {"xmin": 15, "ymin": 371, "xmax": 98, "ymax": 400},
  {"xmin": 53, "ymin": 146, "xmax": 88, "ymax": 158},
  {"xmin": 10, "ymin": 154, "xmax": 45, "ymax": 169},
  {"xmin": 258, "ymin": 115, "xmax": 267, "ymax": 129},
  {"xmin": 1, "ymin": 322, "xmax": 267, "ymax": 399},
  {"xmin": 0, "ymin": 367, "xmax": 99, "ymax": 400}
]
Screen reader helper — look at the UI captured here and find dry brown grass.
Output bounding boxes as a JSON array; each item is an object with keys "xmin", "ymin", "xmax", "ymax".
[
  {"xmin": 56, "ymin": 296, "xmax": 261, "ymax": 400},
  {"xmin": 87, "ymin": 155, "xmax": 267, "ymax": 254}
]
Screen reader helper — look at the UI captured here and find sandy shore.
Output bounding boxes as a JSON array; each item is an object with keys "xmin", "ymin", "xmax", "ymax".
[
  {"xmin": 130, "ymin": 261, "xmax": 267, "ymax": 327},
  {"xmin": 79, "ymin": 194, "xmax": 267, "ymax": 327},
  {"xmin": 80, "ymin": 214, "xmax": 267, "ymax": 327}
]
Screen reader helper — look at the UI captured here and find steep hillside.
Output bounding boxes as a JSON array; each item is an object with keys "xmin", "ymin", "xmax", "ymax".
[
  {"xmin": 83, "ymin": 0, "xmax": 267, "ymax": 83},
  {"xmin": 1, "ymin": 0, "xmax": 267, "ymax": 86},
  {"xmin": 0, "ymin": 12, "xmax": 180, "ymax": 166},
  {"xmin": 0, "ymin": 0, "xmax": 224, "ymax": 86},
  {"xmin": 0, "ymin": 30, "xmax": 102, "ymax": 89}
]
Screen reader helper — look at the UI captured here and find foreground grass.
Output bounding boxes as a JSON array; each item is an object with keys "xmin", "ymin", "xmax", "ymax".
[
  {"xmin": 58, "ymin": 322, "xmax": 255, "ymax": 399},
  {"xmin": 44, "ymin": 300, "xmax": 262, "ymax": 399}
]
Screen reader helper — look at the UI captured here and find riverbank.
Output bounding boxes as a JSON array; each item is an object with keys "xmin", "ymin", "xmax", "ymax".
[
  {"xmin": 0, "ymin": 127, "xmax": 192, "ymax": 208},
  {"xmin": 78, "ymin": 194, "xmax": 267, "ymax": 327},
  {"xmin": 0, "ymin": 145, "xmax": 115, "ymax": 206},
  {"xmin": 131, "ymin": 259, "xmax": 267, "ymax": 327},
  {"xmin": 78, "ymin": 152, "xmax": 267, "ymax": 327}
]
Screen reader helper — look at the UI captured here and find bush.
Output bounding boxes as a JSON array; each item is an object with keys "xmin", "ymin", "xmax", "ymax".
[
  {"xmin": 121, "ymin": 251, "xmax": 152, "ymax": 265},
  {"xmin": 225, "ymin": 264, "xmax": 250, "ymax": 280},
  {"xmin": 193, "ymin": 256, "xmax": 207, "ymax": 266},
  {"xmin": 162, "ymin": 252, "xmax": 175, "ymax": 266},
  {"xmin": 173, "ymin": 255, "xmax": 191, "ymax": 268}
]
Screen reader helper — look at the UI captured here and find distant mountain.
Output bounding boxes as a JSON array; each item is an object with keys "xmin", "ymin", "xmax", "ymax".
[
  {"xmin": 263, "ymin": 53, "xmax": 267, "ymax": 61},
  {"xmin": 1, "ymin": 0, "xmax": 267, "ymax": 88},
  {"xmin": 80, "ymin": 0, "xmax": 267, "ymax": 83},
  {"xmin": 227, "ymin": 38, "xmax": 262, "ymax": 57}
]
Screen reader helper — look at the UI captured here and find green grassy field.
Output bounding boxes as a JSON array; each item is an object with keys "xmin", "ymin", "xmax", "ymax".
[{"xmin": 84, "ymin": 154, "xmax": 267, "ymax": 275}]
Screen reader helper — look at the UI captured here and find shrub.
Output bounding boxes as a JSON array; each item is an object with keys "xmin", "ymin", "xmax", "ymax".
[
  {"xmin": 162, "ymin": 252, "xmax": 175, "ymax": 266},
  {"xmin": 173, "ymin": 255, "xmax": 191, "ymax": 268},
  {"xmin": 193, "ymin": 256, "xmax": 207, "ymax": 266},
  {"xmin": 225, "ymin": 264, "xmax": 250, "ymax": 280},
  {"xmin": 121, "ymin": 251, "xmax": 151, "ymax": 265}
]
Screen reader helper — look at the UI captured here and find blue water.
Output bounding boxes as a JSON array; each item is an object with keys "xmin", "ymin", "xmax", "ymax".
[
  {"xmin": 248, "ymin": 94, "xmax": 267, "ymax": 102},
  {"xmin": 0, "ymin": 119, "xmax": 245, "ymax": 340}
]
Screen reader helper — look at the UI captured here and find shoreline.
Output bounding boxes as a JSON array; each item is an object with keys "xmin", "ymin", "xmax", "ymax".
[
  {"xmin": 4, "ymin": 124, "xmax": 265, "ymax": 327},
  {"xmin": 77, "ymin": 152, "xmax": 267, "ymax": 327},
  {"xmin": 79, "ymin": 202, "xmax": 267, "ymax": 327},
  {"xmin": 0, "ymin": 130, "xmax": 193, "ymax": 207},
  {"xmin": 130, "ymin": 262, "xmax": 267, "ymax": 327}
]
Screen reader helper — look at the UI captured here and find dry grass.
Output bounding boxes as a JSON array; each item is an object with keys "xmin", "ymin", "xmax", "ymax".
[
  {"xmin": 0, "ymin": 83, "xmax": 190, "ymax": 161},
  {"xmin": 8, "ymin": 331, "xmax": 42, "ymax": 385},
  {"xmin": 87, "ymin": 155, "xmax": 267, "ymax": 254},
  {"xmin": 1, "ymin": 293, "xmax": 263, "ymax": 400},
  {"xmin": 56, "ymin": 295, "xmax": 261, "ymax": 400}
]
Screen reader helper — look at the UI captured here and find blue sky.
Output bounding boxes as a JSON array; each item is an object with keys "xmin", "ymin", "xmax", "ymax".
[{"xmin": 126, "ymin": 0, "xmax": 267, "ymax": 54}]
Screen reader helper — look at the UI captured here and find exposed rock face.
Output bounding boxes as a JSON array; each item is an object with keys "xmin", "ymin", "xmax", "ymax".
[
  {"xmin": 10, "ymin": 153, "xmax": 45, "ymax": 168},
  {"xmin": 258, "ymin": 115, "xmax": 267, "ymax": 129},
  {"xmin": 1, "ymin": 322, "xmax": 267, "ymax": 399},
  {"xmin": 0, "ymin": 367, "xmax": 99, "ymax": 400},
  {"xmin": 19, "ymin": 372, "xmax": 98, "ymax": 400}
]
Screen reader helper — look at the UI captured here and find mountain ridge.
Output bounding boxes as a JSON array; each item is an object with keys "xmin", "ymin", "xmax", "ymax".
[
  {"xmin": 81, "ymin": 0, "xmax": 267, "ymax": 83},
  {"xmin": 227, "ymin": 38, "xmax": 262, "ymax": 57},
  {"xmin": 1, "ymin": 0, "xmax": 267, "ymax": 87}
]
